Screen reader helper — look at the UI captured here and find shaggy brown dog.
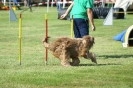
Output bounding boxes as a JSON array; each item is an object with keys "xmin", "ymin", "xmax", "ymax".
[{"xmin": 42, "ymin": 35, "xmax": 97, "ymax": 67}]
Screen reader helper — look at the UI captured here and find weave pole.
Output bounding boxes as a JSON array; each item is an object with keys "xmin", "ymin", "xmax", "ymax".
[
  {"xmin": 114, "ymin": 12, "xmax": 133, "ymax": 13},
  {"xmin": 45, "ymin": 14, "xmax": 48, "ymax": 65},
  {"xmin": 71, "ymin": 15, "xmax": 74, "ymax": 38},
  {"xmin": 19, "ymin": 14, "xmax": 22, "ymax": 65},
  {"xmin": 18, "ymin": 8, "xmax": 31, "ymax": 65}
]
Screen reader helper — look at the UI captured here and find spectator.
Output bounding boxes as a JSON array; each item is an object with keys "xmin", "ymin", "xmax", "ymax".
[
  {"xmin": 60, "ymin": 0, "xmax": 96, "ymax": 38},
  {"xmin": 55, "ymin": 0, "xmax": 62, "ymax": 11},
  {"xmin": 24, "ymin": 0, "xmax": 28, "ymax": 7}
]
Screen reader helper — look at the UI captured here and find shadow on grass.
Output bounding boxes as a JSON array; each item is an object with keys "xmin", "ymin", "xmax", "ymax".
[
  {"xmin": 98, "ymin": 54, "xmax": 133, "ymax": 59},
  {"xmin": 78, "ymin": 63, "xmax": 121, "ymax": 66}
]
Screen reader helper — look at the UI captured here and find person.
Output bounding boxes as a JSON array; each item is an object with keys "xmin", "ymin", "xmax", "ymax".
[
  {"xmin": 60, "ymin": 0, "xmax": 96, "ymax": 38},
  {"xmin": 0, "ymin": 0, "xmax": 3, "ymax": 10},
  {"xmin": 24, "ymin": 0, "xmax": 28, "ymax": 7},
  {"xmin": 55, "ymin": 0, "xmax": 62, "ymax": 11},
  {"xmin": 27, "ymin": 0, "xmax": 32, "ymax": 12}
]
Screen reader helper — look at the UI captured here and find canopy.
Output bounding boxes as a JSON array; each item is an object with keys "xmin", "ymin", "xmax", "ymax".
[{"xmin": 114, "ymin": 0, "xmax": 133, "ymax": 12}]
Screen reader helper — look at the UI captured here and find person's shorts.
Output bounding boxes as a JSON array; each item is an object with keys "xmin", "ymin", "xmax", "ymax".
[{"xmin": 73, "ymin": 18, "xmax": 89, "ymax": 38}]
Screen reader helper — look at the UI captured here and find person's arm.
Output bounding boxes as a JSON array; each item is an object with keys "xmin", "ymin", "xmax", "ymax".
[
  {"xmin": 87, "ymin": 8, "xmax": 96, "ymax": 31},
  {"xmin": 60, "ymin": 2, "xmax": 74, "ymax": 19}
]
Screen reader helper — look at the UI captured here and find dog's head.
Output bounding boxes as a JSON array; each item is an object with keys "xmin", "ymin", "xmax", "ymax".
[{"xmin": 82, "ymin": 35, "xmax": 95, "ymax": 49}]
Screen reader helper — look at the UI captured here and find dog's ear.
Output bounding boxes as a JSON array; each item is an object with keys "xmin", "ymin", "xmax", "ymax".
[
  {"xmin": 82, "ymin": 36, "xmax": 91, "ymax": 43},
  {"xmin": 83, "ymin": 36, "xmax": 94, "ymax": 43},
  {"xmin": 82, "ymin": 36, "xmax": 95, "ymax": 49}
]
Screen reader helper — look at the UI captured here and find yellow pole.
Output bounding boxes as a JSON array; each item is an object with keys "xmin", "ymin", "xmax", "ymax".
[
  {"xmin": 19, "ymin": 14, "xmax": 22, "ymax": 65},
  {"xmin": 114, "ymin": 12, "xmax": 133, "ymax": 13},
  {"xmin": 71, "ymin": 15, "xmax": 74, "ymax": 38}
]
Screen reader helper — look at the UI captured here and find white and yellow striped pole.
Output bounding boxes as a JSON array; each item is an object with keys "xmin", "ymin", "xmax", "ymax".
[
  {"xmin": 71, "ymin": 15, "xmax": 74, "ymax": 38},
  {"xmin": 19, "ymin": 13, "xmax": 22, "ymax": 65}
]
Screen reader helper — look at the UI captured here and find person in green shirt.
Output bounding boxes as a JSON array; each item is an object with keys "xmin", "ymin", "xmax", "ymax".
[{"xmin": 60, "ymin": 0, "xmax": 96, "ymax": 38}]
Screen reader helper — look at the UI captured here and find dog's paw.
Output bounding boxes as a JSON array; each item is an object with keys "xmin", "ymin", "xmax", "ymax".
[
  {"xmin": 61, "ymin": 62, "xmax": 71, "ymax": 67},
  {"xmin": 90, "ymin": 53, "xmax": 97, "ymax": 64}
]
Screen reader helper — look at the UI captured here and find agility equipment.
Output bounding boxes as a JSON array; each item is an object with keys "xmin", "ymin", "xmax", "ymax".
[
  {"xmin": 18, "ymin": 8, "xmax": 31, "ymax": 65},
  {"xmin": 9, "ymin": 0, "xmax": 17, "ymax": 21},
  {"xmin": 114, "ymin": 0, "xmax": 133, "ymax": 12},
  {"xmin": 123, "ymin": 25, "xmax": 133, "ymax": 47},
  {"xmin": 9, "ymin": 6, "xmax": 17, "ymax": 21},
  {"xmin": 113, "ymin": 25, "xmax": 133, "ymax": 47},
  {"xmin": 114, "ymin": 30, "xmax": 126, "ymax": 43},
  {"xmin": 71, "ymin": 15, "xmax": 74, "ymax": 38},
  {"xmin": 63, "ymin": 0, "xmax": 66, "ymax": 8},
  {"xmin": 93, "ymin": 8, "xmax": 124, "ymax": 19},
  {"xmin": 45, "ymin": 14, "xmax": 48, "ymax": 65},
  {"xmin": 46, "ymin": 0, "xmax": 49, "ymax": 12},
  {"xmin": 58, "ymin": 8, "xmax": 70, "ymax": 20},
  {"xmin": 19, "ymin": 13, "xmax": 22, "ymax": 65},
  {"xmin": 103, "ymin": 7, "xmax": 113, "ymax": 26},
  {"xmin": 113, "ymin": 8, "xmax": 125, "ymax": 19}
]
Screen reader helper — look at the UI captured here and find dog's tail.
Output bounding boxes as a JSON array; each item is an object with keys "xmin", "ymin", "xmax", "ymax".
[{"xmin": 42, "ymin": 37, "xmax": 50, "ymax": 49}]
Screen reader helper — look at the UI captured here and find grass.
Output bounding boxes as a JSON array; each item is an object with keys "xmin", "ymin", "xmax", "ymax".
[{"xmin": 0, "ymin": 7, "xmax": 133, "ymax": 88}]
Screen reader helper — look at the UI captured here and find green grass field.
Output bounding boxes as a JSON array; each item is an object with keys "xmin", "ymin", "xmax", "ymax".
[{"xmin": 0, "ymin": 7, "xmax": 133, "ymax": 88}]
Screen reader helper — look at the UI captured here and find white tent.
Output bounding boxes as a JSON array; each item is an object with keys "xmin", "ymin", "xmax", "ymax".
[
  {"xmin": 114, "ymin": 0, "xmax": 133, "ymax": 12},
  {"xmin": 3, "ymin": 0, "xmax": 6, "ymax": 5}
]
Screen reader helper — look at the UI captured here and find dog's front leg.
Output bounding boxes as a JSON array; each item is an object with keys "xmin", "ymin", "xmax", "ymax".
[{"xmin": 88, "ymin": 52, "xmax": 97, "ymax": 64}]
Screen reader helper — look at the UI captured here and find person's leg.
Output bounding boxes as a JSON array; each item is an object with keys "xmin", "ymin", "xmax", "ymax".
[
  {"xmin": 58, "ymin": 2, "xmax": 61, "ymax": 11},
  {"xmin": 27, "ymin": 0, "xmax": 32, "ymax": 12},
  {"xmin": 73, "ymin": 19, "xmax": 82, "ymax": 38},
  {"xmin": 56, "ymin": 1, "xmax": 61, "ymax": 11},
  {"xmin": 60, "ymin": 2, "xmax": 62, "ymax": 10},
  {"xmin": 78, "ymin": 19, "xmax": 89, "ymax": 37},
  {"xmin": 74, "ymin": 18, "xmax": 89, "ymax": 38}
]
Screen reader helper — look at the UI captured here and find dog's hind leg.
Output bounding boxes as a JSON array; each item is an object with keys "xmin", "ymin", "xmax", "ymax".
[
  {"xmin": 61, "ymin": 58, "xmax": 71, "ymax": 67},
  {"xmin": 71, "ymin": 57, "xmax": 80, "ymax": 66}
]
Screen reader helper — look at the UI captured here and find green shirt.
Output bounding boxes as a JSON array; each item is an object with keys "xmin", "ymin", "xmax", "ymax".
[{"xmin": 70, "ymin": 0, "xmax": 94, "ymax": 20}]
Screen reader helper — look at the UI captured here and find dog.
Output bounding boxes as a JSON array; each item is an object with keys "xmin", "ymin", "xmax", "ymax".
[{"xmin": 42, "ymin": 35, "xmax": 97, "ymax": 67}]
